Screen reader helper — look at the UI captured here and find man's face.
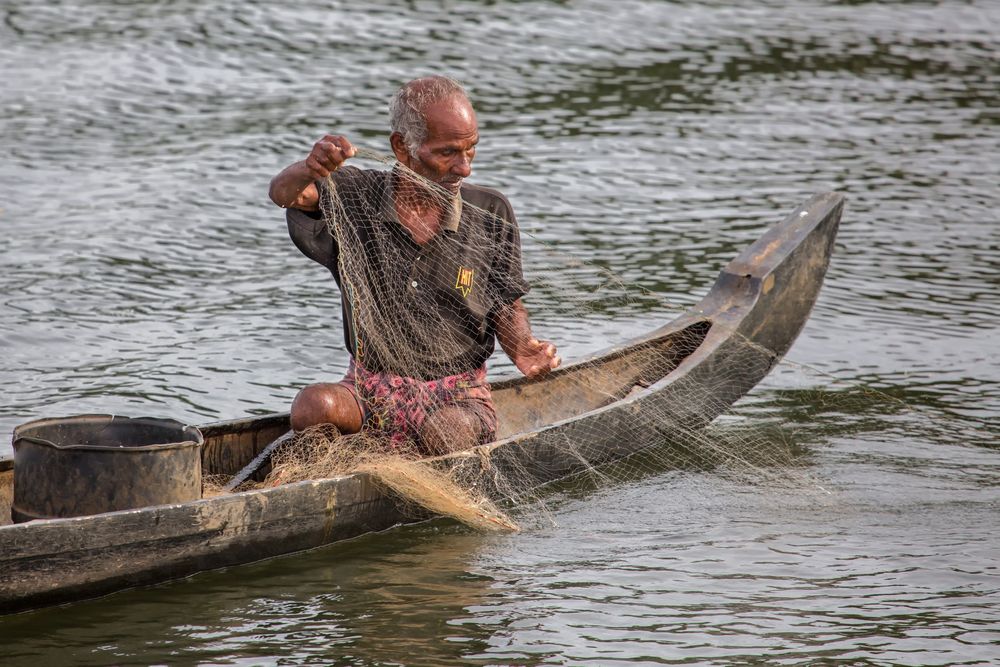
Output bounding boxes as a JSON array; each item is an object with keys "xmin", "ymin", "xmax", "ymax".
[{"xmin": 401, "ymin": 96, "xmax": 479, "ymax": 196}]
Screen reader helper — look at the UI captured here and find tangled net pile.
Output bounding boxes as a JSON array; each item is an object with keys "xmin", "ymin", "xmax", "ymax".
[
  {"xmin": 216, "ymin": 148, "xmax": 836, "ymax": 531},
  {"xmin": 264, "ymin": 424, "xmax": 518, "ymax": 532}
]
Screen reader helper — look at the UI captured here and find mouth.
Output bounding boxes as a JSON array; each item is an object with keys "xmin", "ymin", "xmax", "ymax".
[{"xmin": 413, "ymin": 174, "xmax": 463, "ymax": 199}]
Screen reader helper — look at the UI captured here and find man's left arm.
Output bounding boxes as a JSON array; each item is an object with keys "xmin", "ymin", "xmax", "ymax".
[{"xmin": 494, "ymin": 299, "xmax": 560, "ymax": 379}]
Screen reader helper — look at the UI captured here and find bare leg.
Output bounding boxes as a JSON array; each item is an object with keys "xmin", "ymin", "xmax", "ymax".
[
  {"xmin": 290, "ymin": 383, "xmax": 363, "ymax": 434},
  {"xmin": 419, "ymin": 405, "xmax": 484, "ymax": 456}
]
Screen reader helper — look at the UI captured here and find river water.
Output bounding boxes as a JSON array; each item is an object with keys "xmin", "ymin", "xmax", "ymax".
[{"xmin": 1, "ymin": 0, "xmax": 998, "ymax": 664}]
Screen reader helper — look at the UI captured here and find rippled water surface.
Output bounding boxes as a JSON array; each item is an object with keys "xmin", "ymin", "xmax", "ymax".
[{"xmin": 1, "ymin": 0, "xmax": 998, "ymax": 664}]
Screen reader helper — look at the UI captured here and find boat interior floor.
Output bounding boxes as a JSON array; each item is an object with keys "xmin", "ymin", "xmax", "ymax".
[{"xmin": 492, "ymin": 319, "xmax": 710, "ymax": 439}]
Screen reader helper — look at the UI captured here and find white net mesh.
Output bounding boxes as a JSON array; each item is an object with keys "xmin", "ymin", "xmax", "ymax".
[{"xmin": 219, "ymin": 148, "xmax": 835, "ymax": 530}]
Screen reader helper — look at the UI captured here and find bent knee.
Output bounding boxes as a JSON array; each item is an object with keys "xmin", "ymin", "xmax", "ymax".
[
  {"xmin": 290, "ymin": 384, "xmax": 331, "ymax": 432},
  {"xmin": 291, "ymin": 383, "xmax": 362, "ymax": 433},
  {"xmin": 420, "ymin": 406, "xmax": 483, "ymax": 456}
]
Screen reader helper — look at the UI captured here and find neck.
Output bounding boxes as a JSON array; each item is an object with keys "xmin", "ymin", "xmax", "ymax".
[{"xmin": 392, "ymin": 176, "xmax": 448, "ymax": 244}]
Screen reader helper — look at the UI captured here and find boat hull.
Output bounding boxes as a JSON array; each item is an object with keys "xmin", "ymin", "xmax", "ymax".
[{"xmin": 0, "ymin": 193, "xmax": 843, "ymax": 614}]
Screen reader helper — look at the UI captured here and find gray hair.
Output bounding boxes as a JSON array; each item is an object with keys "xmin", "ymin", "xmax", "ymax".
[{"xmin": 389, "ymin": 76, "xmax": 470, "ymax": 154}]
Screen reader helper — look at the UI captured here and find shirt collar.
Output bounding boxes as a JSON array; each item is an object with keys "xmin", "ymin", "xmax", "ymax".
[{"xmin": 383, "ymin": 166, "xmax": 463, "ymax": 234}]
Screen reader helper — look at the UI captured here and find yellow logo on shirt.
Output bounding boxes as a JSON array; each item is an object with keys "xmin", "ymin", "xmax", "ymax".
[{"xmin": 455, "ymin": 267, "xmax": 474, "ymax": 298}]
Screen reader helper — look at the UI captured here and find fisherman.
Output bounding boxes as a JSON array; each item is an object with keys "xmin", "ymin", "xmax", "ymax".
[{"xmin": 269, "ymin": 76, "xmax": 559, "ymax": 455}]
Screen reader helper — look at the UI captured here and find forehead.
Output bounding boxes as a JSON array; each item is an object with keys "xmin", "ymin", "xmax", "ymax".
[{"xmin": 423, "ymin": 96, "xmax": 478, "ymax": 143}]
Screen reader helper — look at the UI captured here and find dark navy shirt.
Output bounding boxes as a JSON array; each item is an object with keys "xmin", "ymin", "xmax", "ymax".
[{"xmin": 287, "ymin": 166, "xmax": 528, "ymax": 379}]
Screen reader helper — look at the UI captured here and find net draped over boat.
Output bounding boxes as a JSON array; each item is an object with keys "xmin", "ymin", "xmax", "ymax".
[{"xmin": 213, "ymin": 148, "xmax": 833, "ymax": 531}]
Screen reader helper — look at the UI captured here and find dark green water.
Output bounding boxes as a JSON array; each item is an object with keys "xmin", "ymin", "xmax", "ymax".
[{"xmin": 1, "ymin": 0, "xmax": 998, "ymax": 664}]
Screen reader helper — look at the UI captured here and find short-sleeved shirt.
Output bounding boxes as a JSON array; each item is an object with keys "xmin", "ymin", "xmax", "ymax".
[{"xmin": 287, "ymin": 166, "xmax": 529, "ymax": 380}]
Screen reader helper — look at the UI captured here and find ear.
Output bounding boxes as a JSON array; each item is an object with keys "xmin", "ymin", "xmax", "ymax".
[{"xmin": 389, "ymin": 132, "xmax": 410, "ymax": 165}]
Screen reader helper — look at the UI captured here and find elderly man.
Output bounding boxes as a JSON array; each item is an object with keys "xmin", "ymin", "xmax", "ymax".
[{"xmin": 269, "ymin": 76, "xmax": 559, "ymax": 455}]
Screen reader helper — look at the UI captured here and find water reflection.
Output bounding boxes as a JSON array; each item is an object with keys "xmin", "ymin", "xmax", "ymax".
[{"xmin": 3, "ymin": 524, "xmax": 502, "ymax": 666}]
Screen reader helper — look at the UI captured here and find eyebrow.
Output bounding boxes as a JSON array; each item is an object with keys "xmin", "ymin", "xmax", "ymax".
[{"xmin": 437, "ymin": 137, "xmax": 479, "ymax": 150}]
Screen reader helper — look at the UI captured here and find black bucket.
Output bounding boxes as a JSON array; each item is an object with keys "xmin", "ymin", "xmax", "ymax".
[{"xmin": 12, "ymin": 414, "xmax": 203, "ymax": 523}]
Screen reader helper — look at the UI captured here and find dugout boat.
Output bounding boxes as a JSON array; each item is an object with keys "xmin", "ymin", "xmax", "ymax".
[{"xmin": 0, "ymin": 192, "xmax": 844, "ymax": 614}]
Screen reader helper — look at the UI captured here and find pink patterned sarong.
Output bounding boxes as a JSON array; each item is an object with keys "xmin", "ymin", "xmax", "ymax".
[{"xmin": 338, "ymin": 360, "xmax": 497, "ymax": 453}]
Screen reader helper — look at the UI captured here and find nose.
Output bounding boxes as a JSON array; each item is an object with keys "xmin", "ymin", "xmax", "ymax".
[{"xmin": 451, "ymin": 152, "xmax": 472, "ymax": 178}]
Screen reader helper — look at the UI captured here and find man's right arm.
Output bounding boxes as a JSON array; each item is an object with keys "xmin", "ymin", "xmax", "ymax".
[{"xmin": 269, "ymin": 135, "xmax": 357, "ymax": 211}]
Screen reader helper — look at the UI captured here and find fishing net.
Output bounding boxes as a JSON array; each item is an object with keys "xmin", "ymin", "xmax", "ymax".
[
  {"xmin": 263, "ymin": 424, "xmax": 518, "ymax": 532},
  {"xmin": 223, "ymin": 146, "xmax": 838, "ymax": 531}
]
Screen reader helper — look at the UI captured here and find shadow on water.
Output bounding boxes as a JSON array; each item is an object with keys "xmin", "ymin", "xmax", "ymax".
[{"xmin": 0, "ymin": 523, "xmax": 515, "ymax": 666}]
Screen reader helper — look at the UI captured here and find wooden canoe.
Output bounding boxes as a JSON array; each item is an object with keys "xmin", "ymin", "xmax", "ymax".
[{"xmin": 0, "ymin": 192, "xmax": 844, "ymax": 614}]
